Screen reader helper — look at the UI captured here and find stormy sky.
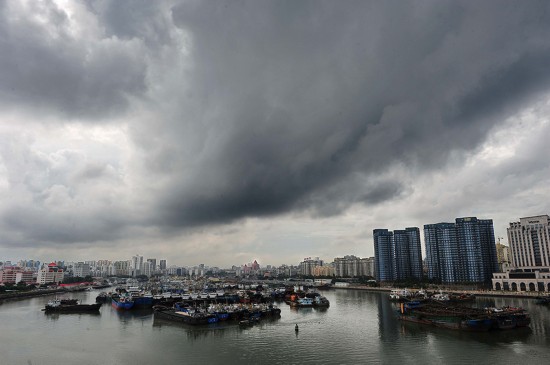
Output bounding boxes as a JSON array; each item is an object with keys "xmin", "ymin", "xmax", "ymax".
[{"xmin": 1, "ymin": 0, "xmax": 549, "ymax": 267}]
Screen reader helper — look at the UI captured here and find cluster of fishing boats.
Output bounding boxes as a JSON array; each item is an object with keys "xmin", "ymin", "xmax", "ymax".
[
  {"xmin": 101, "ymin": 287, "xmax": 279, "ymax": 311},
  {"xmin": 389, "ymin": 289, "xmax": 475, "ymax": 304},
  {"xmin": 153, "ymin": 302, "xmax": 281, "ymax": 326},
  {"xmin": 285, "ymin": 292, "xmax": 330, "ymax": 308},
  {"xmin": 397, "ymin": 300, "xmax": 530, "ymax": 331}
]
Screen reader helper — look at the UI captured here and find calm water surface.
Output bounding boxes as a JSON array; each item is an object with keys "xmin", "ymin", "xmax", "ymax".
[{"xmin": 1, "ymin": 289, "xmax": 550, "ymax": 364}]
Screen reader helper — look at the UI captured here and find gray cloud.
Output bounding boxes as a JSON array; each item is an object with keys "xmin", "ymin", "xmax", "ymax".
[
  {"xmin": 1, "ymin": 0, "xmax": 550, "ymax": 259},
  {"xmin": 149, "ymin": 0, "xmax": 550, "ymax": 228},
  {"xmin": 0, "ymin": 1, "xmax": 148, "ymax": 120}
]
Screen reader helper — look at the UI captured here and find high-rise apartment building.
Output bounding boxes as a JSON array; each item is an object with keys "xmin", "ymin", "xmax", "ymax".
[
  {"xmin": 131, "ymin": 254, "xmax": 143, "ymax": 277},
  {"xmin": 74, "ymin": 262, "xmax": 91, "ymax": 278},
  {"xmin": 300, "ymin": 257, "xmax": 323, "ymax": 276},
  {"xmin": 424, "ymin": 217, "xmax": 498, "ymax": 284},
  {"xmin": 424, "ymin": 223, "xmax": 459, "ymax": 283},
  {"xmin": 374, "ymin": 227, "xmax": 422, "ymax": 282},
  {"xmin": 147, "ymin": 259, "xmax": 157, "ymax": 273},
  {"xmin": 373, "ymin": 229, "xmax": 394, "ymax": 281}
]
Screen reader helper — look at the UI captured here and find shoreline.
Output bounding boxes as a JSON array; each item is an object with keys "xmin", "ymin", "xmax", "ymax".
[
  {"xmin": 333, "ymin": 285, "xmax": 545, "ymax": 299},
  {"xmin": 0, "ymin": 288, "xmax": 67, "ymax": 302}
]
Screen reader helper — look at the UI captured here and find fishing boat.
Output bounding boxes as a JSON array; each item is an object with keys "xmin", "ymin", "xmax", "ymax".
[
  {"xmin": 111, "ymin": 293, "xmax": 135, "ymax": 310},
  {"xmin": 487, "ymin": 307, "xmax": 531, "ymax": 329},
  {"xmin": 95, "ymin": 292, "xmax": 110, "ymax": 303},
  {"xmin": 389, "ymin": 289, "xmax": 412, "ymax": 302},
  {"xmin": 290, "ymin": 297, "xmax": 313, "ymax": 307}
]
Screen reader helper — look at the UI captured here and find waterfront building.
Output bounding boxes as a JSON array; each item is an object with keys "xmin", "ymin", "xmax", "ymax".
[
  {"xmin": 492, "ymin": 215, "xmax": 550, "ymax": 292},
  {"xmin": 373, "ymin": 229, "xmax": 394, "ymax": 281},
  {"xmin": 394, "ymin": 228, "xmax": 423, "ymax": 281},
  {"xmin": 455, "ymin": 217, "xmax": 499, "ymax": 283},
  {"xmin": 37, "ymin": 263, "xmax": 64, "ymax": 285},
  {"xmin": 334, "ymin": 255, "xmax": 360, "ymax": 277},
  {"xmin": 374, "ymin": 227, "xmax": 422, "ymax": 282},
  {"xmin": 424, "ymin": 223, "xmax": 460, "ymax": 283},
  {"xmin": 0, "ymin": 267, "xmax": 34, "ymax": 284},
  {"xmin": 334, "ymin": 255, "xmax": 374, "ymax": 278},
  {"xmin": 424, "ymin": 217, "xmax": 497, "ymax": 284}
]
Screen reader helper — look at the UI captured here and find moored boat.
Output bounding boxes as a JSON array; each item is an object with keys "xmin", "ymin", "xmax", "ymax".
[
  {"xmin": 154, "ymin": 306, "xmax": 218, "ymax": 325},
  {"xmin": 44, "ymin": 299, "xmax": 102, "ymax": 313},
  {"xmin": 111, "ymin": 293, "xmax": 135, "ymax": 310},
  {"xmin": 398, "ymin": 301, "xmax": 530, "ymax": 332},
  {"xmin": 290, "ymin": 297, "xmax": 313, "ymax": 307}
]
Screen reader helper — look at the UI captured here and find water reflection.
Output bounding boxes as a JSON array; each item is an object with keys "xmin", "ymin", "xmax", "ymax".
[
  {"xmin": 153, "ymin": 315, "xmax": 282, "ymax": 342},
  {"xmin": 44, "ymin": 312, "xmax": 101, "ymax": 321},
  {"xmin": 377, "ymin": 295, "xmax": 399, "ymax": 341}
]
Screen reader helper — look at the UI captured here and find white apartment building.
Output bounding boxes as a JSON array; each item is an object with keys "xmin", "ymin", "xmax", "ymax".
[
  {"xmin": 36, "ymin": 263, "xmax": 65, "ymax": 285},
  {"xmin": 492, "ymin": 215, "xmax": 550, "ymax": 292}
]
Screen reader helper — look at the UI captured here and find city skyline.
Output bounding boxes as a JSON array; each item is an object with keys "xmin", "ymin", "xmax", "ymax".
[{"xmin": 1, "ymin": 1, "xmax": 550, "ymax": 266}]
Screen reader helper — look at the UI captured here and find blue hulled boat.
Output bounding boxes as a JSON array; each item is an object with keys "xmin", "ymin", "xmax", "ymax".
[{"xmin": 111, "ymin": 294, "xmax": 135, "ymax": 310}]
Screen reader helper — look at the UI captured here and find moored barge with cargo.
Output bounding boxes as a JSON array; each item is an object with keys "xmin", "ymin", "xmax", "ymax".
[
  {"xmin": 43, "ymin": 299, "xmax": 102, "ymax": 313},
  {"xmin": 397, "ymin": 300, "xmax": 530, "ymax": 331}
]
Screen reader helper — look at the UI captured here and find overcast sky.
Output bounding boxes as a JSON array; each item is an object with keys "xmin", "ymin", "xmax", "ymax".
[{"xmin": 1, "ymin": 0, "xmax": 549, "ymax": 267}]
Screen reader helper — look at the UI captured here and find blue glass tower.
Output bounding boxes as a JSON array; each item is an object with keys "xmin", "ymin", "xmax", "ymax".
[
  {"xmin": 424, "ymin": 223, "xmax": 460, "ymax": 284},
  {"xmin": 373, "ymin": 229, "xmax": 394, "ymax": 282},
  {"xmin": 424, "ymin": 217, "xmax": 498, "ymax": 284},
  {"xmin": 393, "ymin": 230, "xmax": 410, "ymax": 281},
  {"xmin": 406, "ymin": 227, "xmax": 423, "ymax": 280},
  {"xmin": 456, "ymin": 217, "xmax": 483, "ymax": 282},
  {"xmin": 374, "ymin": 227, "xmax": 422, "ymax": 282}
]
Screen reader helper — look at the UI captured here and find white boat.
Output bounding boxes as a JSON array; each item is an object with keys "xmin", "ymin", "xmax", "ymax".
[
  {"xmin": 389, "ymin": 289, "xmax": 411, "ymax": 301},
  {"xmin": 431, "ymin": 293, "xmax": 450, "ymax": 301}
]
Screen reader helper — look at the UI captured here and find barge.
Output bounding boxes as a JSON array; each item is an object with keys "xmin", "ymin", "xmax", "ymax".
[{"xmin": 398, "ymin": 300, "xmax": 530, "ymax": 331}]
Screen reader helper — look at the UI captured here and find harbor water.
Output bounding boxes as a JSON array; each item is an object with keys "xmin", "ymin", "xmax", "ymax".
[{"xmin": 1, "ymin": 289, "xmax": 550, "ymax": 364}]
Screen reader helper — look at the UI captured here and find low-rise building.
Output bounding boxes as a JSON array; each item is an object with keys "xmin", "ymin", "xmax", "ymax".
[
  {"xmin": 0, "ymin": 267, "xmax": 34, "ymax": 284},
  {"xmin": 36, "ymin": 263, "xmax": 64, "ymax": 285}
]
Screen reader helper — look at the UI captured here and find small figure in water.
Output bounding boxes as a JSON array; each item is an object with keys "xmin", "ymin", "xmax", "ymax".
[{"xmin": 295, "ymin": 324, "xmax": 299, "ymax": 332}]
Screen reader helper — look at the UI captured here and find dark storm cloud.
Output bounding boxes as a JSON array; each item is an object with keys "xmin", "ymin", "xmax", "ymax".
[
  {"xmin": 150, "ymin": 0, "xmax": 550, "ymax": 227},
  {"xmin": 0, "ymin": 1, "xmax": 148, "ymax": 119},
  {"xmin": 2, "ymin": 0, "xmax": 550, "ymax": 251}
]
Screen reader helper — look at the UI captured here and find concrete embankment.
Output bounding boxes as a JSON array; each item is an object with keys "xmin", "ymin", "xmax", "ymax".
[
  {"xmin": 0, "ymin": 289, "xmax": 66, "ymax": 302},
  {"xmin": 333, "ymin": 285, "xmax": 543, "ymax": 299}
]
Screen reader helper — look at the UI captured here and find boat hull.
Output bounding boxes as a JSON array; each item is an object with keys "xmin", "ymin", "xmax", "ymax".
[
  {"xmin": 154, "ymin": 309, "xmax": 217, "ymax": 325},
  {"xmin": 44, "ymin": 303, "xmax": 102, "ymax": 313},
  {"xmin": 111, "ymin": 298, "xmax": 135, "ymax": 310}
]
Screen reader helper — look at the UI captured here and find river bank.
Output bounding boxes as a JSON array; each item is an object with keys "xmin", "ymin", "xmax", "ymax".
[
  {"xmin": 333, "ymin": 285, "xmax": 545, "ymax": 299},
  {"xmin": 0, "ymin": 288, "xmax": 66, "ymax": 302}
]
